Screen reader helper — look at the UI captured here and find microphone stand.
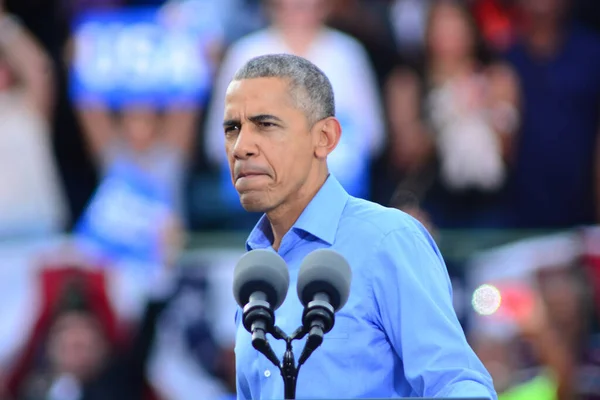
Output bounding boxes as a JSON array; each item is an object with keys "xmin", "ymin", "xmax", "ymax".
[
  {"xmin": 254, "ymin": 325, "xmax": 314, "ymax": 400},
  {"xmin": 250, "ymin": 301, "xmax": 335, "ymax": 399}
]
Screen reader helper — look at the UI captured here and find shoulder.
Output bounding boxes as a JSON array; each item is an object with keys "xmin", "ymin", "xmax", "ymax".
[
  {"xmin": 321, "ymin": 28, "xmax": 369, "ymax": 57},
  {"xmin": 340, "ymin": 196, "xmax": 444, "ymax": 264},
  {"xmin": 338, "ymin": 198, "xmax": 448, "ymax": 287},
  {"xmin": 340, "ymin": 196, "xmax": 428, "ymax": 241}
]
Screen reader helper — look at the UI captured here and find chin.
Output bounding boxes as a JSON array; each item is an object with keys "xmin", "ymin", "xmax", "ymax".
[{"xmin": 239, "ymin": 193, "xmax": 270, "ymax": 213}]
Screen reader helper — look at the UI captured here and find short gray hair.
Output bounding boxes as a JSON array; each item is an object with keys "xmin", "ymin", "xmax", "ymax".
[{"xmin": 232, "ymin": 54, "xmax": 335, "ymax": 124}]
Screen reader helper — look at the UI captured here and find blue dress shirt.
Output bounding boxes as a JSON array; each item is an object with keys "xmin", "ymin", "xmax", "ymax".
[{"xmin": 234, "ymin": 175, "xmax": 497, "ymax": 399}]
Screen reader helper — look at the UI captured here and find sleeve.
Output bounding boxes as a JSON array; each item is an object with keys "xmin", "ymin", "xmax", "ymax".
[{"xmin": 369, "ymin": 226, "xmax": 498, "ymax": 400}]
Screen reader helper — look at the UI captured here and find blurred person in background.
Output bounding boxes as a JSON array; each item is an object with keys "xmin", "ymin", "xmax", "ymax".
[
  {"xmin": 471, "ymin": 264, "xmax": 600, "ymax": 400},
  {"xmin": 7, "ymin": 262, "xmax": 179, "ymax": 400},
  {"xmin": 0, "ymin": 2, "xmax": 68, "ymax": 238},
  {"xmin": 326, "ymin": 0, "xmax": 409, "ymax": 205},
  {"xmin": 536, "ymin": 266, "xmax": 600, "ymax": 399},
  {"xmin": 76, "ymin": 102, "xmax": 197, "ymax": 219},
  {"xmin": 326, "ymin": 0, "xmax": 398, "ymax": 90},
  {"xmin": 70, "ymin": 99, "xmax": 192, "ymax": 268},
  {"xmin": 63, "ymin": 2, "xmax": 204, "ymax": 262},
  {"xmin": 386, "ymin": 0, "xmax": 520, "ymax": 229},
  {"xmin": 148, "ymin": 264, "xmax": 236, "ymax": 400},
  {"xmin": 204, "ymin": 0, "xmax": 384, "ymax": 206},
  {"xmin": 470, "ymin": 280, "xmax": 571, "ymax": 400},
  {"xmin": 504, "ymin": 0, "xmax": 600, "ymax": 229},
  {"xmin": 19, "ymin": 285, "xmax": 113, "ymax": 400}
]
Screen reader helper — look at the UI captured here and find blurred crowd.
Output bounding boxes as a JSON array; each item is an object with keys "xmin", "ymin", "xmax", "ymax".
[{"xmin": 1, "ymin": 0, "xmax": 600, "ymax": 399}]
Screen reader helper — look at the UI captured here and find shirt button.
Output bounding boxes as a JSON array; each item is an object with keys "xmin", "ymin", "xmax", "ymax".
[{"xmin": 264, "ymin": 370, "xmax": 271, "ymax": 378}]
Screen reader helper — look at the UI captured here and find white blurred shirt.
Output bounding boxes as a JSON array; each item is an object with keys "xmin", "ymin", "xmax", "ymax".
[{"xmin": 0, "ymin": 90, "xmax": 68, "ymax": 238}]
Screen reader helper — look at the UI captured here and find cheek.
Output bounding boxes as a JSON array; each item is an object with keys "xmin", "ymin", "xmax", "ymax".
[
  {"xmin": 224, "ymin": 142, "xmax": 235, "ymax": 168},
  {"xmin": 276, "ymin": 146, "xmax": 311, "ymax": 189}
]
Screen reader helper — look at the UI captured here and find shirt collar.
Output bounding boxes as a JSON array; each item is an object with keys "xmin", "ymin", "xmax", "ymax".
[{"xmin": 246, "ymin": 175, "xmax": 349, "ymax": 251}]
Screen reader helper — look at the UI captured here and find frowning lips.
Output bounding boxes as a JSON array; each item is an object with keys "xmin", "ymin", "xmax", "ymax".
[{"xmin": 234, "ymin": 165, "xmax": 271, "ymax": 181}]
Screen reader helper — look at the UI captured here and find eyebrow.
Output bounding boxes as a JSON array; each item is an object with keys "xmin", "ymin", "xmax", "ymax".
[
  {"xmin": 222, "ymin": 114, "xmax": 284, "ymax": 128},
  {"xmin": 223, "ymin": 119, "xmax": 239, "ymax": 128},
  {"xmin": 248, "ymin": 114, "xmax": 284, "ymax": 124}
]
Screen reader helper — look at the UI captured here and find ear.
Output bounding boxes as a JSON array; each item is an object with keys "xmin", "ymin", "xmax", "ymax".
[{"xmin": 313, "ymin": 117, "xmax": 341, "ymax": 160}]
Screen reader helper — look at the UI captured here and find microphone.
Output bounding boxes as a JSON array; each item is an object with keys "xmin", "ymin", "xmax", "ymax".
[
  {"xmin": 233, "ymin": 249, "xmax": 290, "ymax": 365},
  {"xmin": 296, "ymin": 249, "xmax": 352, "ymax": 365}
]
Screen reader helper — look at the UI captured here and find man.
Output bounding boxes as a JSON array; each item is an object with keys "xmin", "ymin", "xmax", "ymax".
[{"xmin": 224, "ymin": 54, "xmax": 496, "ymax": 399}]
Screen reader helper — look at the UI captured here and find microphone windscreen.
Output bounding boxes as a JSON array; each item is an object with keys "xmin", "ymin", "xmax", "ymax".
[
  {"xmin": 297, "ymin": 249, "xmax": 352, "ymax": 311},
  {"xmin": 233, "ymin": 249, "xmax": 290, "ymax": 310}
]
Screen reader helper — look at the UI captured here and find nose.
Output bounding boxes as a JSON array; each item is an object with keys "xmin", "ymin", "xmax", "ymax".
[{"xmin": 232, "ymin": 126, "xmax": 259, "ymax": 160}]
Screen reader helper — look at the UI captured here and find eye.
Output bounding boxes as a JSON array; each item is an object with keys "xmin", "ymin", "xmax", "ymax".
[
  {"xmin": 224, "ymin": 125, "xmax": 240, "ymax": 134},
  {"xmin": 259, "ymin": 122, "xmax": 277, "ymax": 128}
]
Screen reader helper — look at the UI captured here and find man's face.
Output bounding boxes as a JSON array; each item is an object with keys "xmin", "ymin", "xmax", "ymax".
[
  {"xmin": 223, "ymin": 77, "xmax": 317, "ymax": 213},
  {"xmin": 47, "ymin": 312, "xmax": 108, "ymax": 382}
]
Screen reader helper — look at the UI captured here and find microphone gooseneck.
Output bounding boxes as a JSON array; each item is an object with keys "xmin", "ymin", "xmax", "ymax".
[
  {"xmin": 232, "ymin": 248, "xmax": 352, "ymax": 400},
  {"xmin": 296, "ymin": 249, "xmax": 352, "ymax": 366},
  {"xmin": 232, "ymin": 249, "xmax": 290, "ymax": 368}
]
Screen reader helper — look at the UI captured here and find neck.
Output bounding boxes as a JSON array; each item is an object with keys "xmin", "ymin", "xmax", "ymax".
[
  {"xmin": 275, "ymin": 26, "xmax": 322, "ymax": 56},
  {"xmin": 267, "ymin": 168, "xmax": 328, "ymax": 251}
]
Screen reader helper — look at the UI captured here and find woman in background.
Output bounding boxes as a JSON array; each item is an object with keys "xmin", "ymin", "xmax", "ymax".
[
  {"xmin": 387, "ymin": 0, "xmax": 519, "ymax": 229},
  {"xmin": 0, "ymin": 2, "xmax": 68, "ymax": 238}
]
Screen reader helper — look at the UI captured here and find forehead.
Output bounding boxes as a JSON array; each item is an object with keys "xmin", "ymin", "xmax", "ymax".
[{"xmin": 224, "ymin": 77, "xmax": 296, "ymax": 117}]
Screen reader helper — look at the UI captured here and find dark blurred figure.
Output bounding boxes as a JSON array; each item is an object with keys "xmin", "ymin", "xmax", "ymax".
[
  {"xmin": 387, "ymin": 0, "xmax": 520, "ymax": 229},
  {"xmin": 7, "ymin": 267, "xmax": 168, "ymax": 400},
  {"xmin": 504, "ymin": 0, "xmax": 600, "ymax": 228},
  {"xmin": 471, "ymin": 280, "xmax": 570, "ymax": 400},
  {"xmin": 326, "ymin": 0, "xmax": 408, "ymax": 205},
  {"xmin": 536, "ymin": 266, "xmax": 600, "ymax": 399},
  {"xmin": 327, "ymin": 0, "xmax": 399, "ymax": 89},
  {"xmin": 472, "ymin": 264, "xmax": 600, "ymax": 400},
  {"xmin": 20, "ymin": 284, "xmax": 112, "ymax": 400}
]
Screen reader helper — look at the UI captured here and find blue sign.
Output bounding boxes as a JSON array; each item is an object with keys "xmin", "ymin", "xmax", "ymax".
[
  {"xmin": 70, "ymin": 6, "xmax": 219, "ymax": 109},
  {"xmin": 75, "ymin": 160, "xmax": 174, "ymax": 265}
]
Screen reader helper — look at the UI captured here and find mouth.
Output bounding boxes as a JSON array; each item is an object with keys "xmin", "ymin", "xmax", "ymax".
[{"xmin": 236, "ymin": 172, "xmax": 267, "ymax": 181}]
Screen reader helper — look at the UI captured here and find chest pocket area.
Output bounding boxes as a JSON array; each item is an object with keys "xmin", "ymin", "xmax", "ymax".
[{"xmin": 323, "ymin": 313, "xmax": 354, "ymax": 340}]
